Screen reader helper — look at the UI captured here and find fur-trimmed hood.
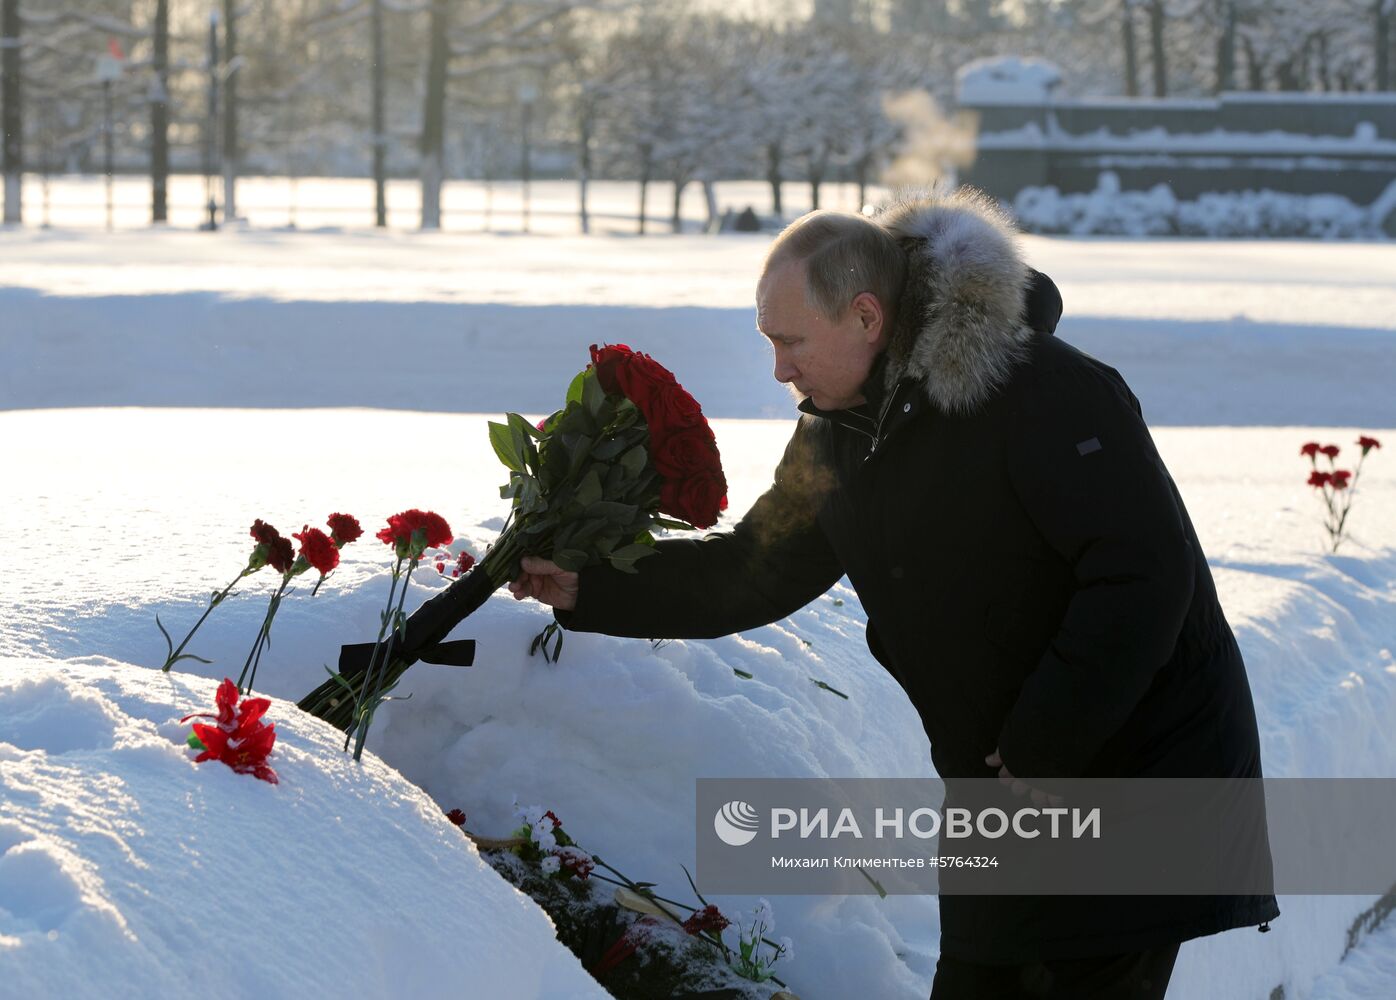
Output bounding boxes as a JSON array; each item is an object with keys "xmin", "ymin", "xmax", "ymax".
[{"xmin": 875, "ymin": 188, "xmax": 1034, "ymax": 414}]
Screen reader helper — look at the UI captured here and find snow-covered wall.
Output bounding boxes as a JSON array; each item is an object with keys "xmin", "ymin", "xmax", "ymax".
[{"xmin": 955, "ymin": 71, "xmax": 1396, "ymax": 235}]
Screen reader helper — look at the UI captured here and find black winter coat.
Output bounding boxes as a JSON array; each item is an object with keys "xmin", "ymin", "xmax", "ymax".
[{"xmin": 558, "ymin": 191, "xmax": 1279, "ymax": 964}]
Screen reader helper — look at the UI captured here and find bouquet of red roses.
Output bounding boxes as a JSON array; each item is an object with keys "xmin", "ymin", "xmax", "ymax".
[{"xmin": 298, "ymin": 344, "xmax": 727, "ymax": 731}]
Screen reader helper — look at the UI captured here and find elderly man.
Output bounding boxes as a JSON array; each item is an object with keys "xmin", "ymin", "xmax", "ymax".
[{"xmin": 509, "ymin": 190, "xmax": 1278, "ymax": 998}]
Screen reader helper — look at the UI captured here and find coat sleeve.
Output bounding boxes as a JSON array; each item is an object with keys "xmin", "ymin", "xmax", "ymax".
[
  {"xmin": 555, "ymin": 416, "xmax": 845, "ymax": 640},
  {"xmin": 996, "ymin": 358, "xmax": 1195, "ymax": 778}
]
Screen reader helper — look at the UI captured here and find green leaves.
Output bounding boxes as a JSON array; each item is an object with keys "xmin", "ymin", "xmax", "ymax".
[{"xmin": 488, "ymin": 419, "xmax": 525, "ymax": 473}]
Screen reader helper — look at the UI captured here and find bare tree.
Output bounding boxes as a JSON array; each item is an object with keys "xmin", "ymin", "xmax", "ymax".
[
  {"xmin": 151, "ymin": 0, "xmax": 168, "ymax": 223},
  {"xmin": 2, "ymin": 0, "xmax": 20, "ymax": 224}
]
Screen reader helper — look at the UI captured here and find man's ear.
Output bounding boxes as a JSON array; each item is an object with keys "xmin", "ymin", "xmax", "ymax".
[{"xmin": 851, "ymin": 291, "xmax": 884, "ymax": 342}]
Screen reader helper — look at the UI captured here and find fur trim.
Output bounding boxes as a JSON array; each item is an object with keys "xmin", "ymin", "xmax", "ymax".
[{"xmin": 875, "ymin": 187, "xmax": 1033, "ymax": 414}]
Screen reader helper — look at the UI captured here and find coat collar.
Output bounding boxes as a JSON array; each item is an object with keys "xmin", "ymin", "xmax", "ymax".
[{"xmin": 874, "ymin": 188, "xmax": 1035, "ymax": 415}]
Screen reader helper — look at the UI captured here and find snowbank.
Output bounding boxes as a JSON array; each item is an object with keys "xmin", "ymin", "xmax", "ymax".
[
  {"xmin": 0, "ymin": 659, "xmax": 610, "ymax": 1000},
  {"xmin": 1014, "ymin": 172, "xmax": 1382, "ymax": 238},
  {"xmin": 956, "ymin": 57, "xmax": 1062, "ymax": 105}
]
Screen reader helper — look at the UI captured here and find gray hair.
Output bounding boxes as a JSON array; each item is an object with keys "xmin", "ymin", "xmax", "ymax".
[{"xmin": 762, "ymin": 210, "xmax": 906, "ymax": 321}]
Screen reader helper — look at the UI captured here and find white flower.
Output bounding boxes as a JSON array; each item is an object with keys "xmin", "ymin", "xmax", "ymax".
[
  {"xmin": 532, "ymin": 819, "xmax": 557, "ymax": 851},
  {"xmin": 540, "ymin": 855, "xmax": 560, "ymax": 875},
  {"xmin": 753, "ymin": 897, "xmax": 774, "ymax": 932},
  {"xmin": 778, "ymin": 936, "xmax": 794, "ymax": 962}
]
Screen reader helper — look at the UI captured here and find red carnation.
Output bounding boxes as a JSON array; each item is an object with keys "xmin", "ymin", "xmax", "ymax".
[
  {"xmin": 327, "ymin": 512, "xmax": 363, "ymax": 546},
  {"xmin": 1319, "ymin": 444, "xmax": 1340, "ymax": 459},
  {"xmin": 266, "ymin": 535, "xmax": 296, "ymax": 574},
  {"xmin": 445, "ymin": 808, "xmax": 467, "ymax": 826},
  {"xmin": 1357, "ymin": 436, "xmax": 1381, "ymax": 455},
  {"xmin": 250, "ymin": 519, "xmax": 281, "ymax": 547},
  {"xmin": 377, "ymin": 509, "xmax": 453, "ymax": 557},
  {"xmin": 1308, "ymin": 471, "xmax": 1331, "ymax": 488},
  {"xmin": 435, "ymin": 561, "xmax": 445, "ymax": 573},
  {"xmin": 456, "ymin": 551, "xmax": 476, "ymax": 575},
  {"xmin": 1331, "ymin": 470, "xmax": 1352, "ymax": 490},
  {"xmin": 181, "ymin": 678, "xmax": 279, "ymax": 784},
  {"xmin": 1299, "ymin": 442, "xmax": 1320, "ymax": 458},
  {"xmin": 681, "ymin": 904, "xmax": 731, "ymax": 936},
  {"xmin": 294, "ymin": 526, "xmax": 340, "ymax": 576}
]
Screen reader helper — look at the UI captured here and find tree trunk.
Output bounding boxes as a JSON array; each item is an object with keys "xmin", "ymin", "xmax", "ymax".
[
  {"xmin": 1121, "ymin": 0, "xmax": 1139, "ymax": 98},
  {"xmin": 1377, "ymin": 0, "xmax": 1391, "ymax": 92},
  {"xmin": 1148, "ymin": 0, "xmax": 1167, "ymax": 97},
  {"xmin": 222, "ymin": 0, "xmax": 238, "ymax": 221},
  {"xmin": 2, "ymin": 0, "xmax": 22, "ymax": 225},
  {"xmin": 372, "ymin": 0, "xmax": 386, "ymax": 227},
  {"xmin": 150, "ymin": 0, "xmax": 169, "ymax": 223},
  {"xmin": 766, "ymin": 141, "xmax": 782, "ymax": 218},
  {"xmin": 671, "ymin": 175, "xmax": 686, "ymax": 233},
  {"xmin": 637, "ymin": 146, "xmax": 651, "ymax": 235},
  {"xmin": 1215, "ymin": 0, "xmax": 1235, "ymax": 94},
  {"xmin": 701, "ymin": 177, "xmax": 718, "ymax": 230},
  {"xmin": 419, "ymin": 0, "xmax": 449, "ymax": 230},
  {"xmin": 578, "ymin": 104, "xmax": 591, "ymax": 235},
  {"xmin": 1242, "ymin": 35, "xmax": 1264, "ymax": 90}
]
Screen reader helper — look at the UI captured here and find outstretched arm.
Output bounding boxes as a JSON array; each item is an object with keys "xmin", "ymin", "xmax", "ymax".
[{"xmin": 517, "ymin": 416, "xmax": 845, "ymax": 640}]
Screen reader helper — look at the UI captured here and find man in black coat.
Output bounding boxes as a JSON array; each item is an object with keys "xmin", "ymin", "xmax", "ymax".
[{"xmin": 510, "ymin": 190, "xmax": 1279, "ymax": 998}]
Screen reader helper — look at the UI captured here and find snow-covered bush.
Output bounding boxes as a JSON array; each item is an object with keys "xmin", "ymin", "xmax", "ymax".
[{"xmin": 1014, "ymin": 172, "xmax": 1381, "ymax": 238}]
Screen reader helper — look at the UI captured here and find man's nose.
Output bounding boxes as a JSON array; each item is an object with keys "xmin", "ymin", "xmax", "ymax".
[{"xmin": 773, "ymin": 355, "xmax": 799, "ymax": 384}]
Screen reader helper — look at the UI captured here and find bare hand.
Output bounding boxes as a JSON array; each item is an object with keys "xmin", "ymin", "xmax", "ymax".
[
  {"xmin": 508, "ymin": 556, "xmax": 579, "ymax": 612},
  {"xmin": 986, "ymin": 748, "xmax": 1065, "ymax": 808}
]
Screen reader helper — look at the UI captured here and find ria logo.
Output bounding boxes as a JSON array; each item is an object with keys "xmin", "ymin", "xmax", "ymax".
[{"xmin": 714, "ymin": 800, "xmax": 760, "ymax": 846}]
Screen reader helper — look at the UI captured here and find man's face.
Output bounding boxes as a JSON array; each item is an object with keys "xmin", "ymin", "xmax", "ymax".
[{"xmin": 756, "ymin": 259, "xmax": 885, "ymax": 412}]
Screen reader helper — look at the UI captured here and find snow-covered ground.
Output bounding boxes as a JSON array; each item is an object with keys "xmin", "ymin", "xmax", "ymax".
[{"xmin": 2, "ymin": 183, "xmax": 1395, "ymax": 999}]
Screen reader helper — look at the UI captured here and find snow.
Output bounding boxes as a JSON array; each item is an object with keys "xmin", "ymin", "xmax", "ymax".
[
  {"xmin": 0, "ymin": 660, "xmax": 611, "ymax": 999},
  {"xmin": 1014, "ymin": 173, "xmax": 1389, "ymax": 239},
  {"xmin": 2, "ymin": 183, "xmax": 1396, "ymax": 998},
  {"xmin": 956, "ymin": 56, "xmax": 1062, "ymax": 105},
  {"xmin": 978, "ymin": 122, "xmax": 1396, "ymax": 156}
]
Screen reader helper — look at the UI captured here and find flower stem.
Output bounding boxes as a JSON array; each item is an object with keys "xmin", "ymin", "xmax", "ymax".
[
  {"xmin": 351, "ymin": 559, "xmax": 419, "ymax": 761},
  {"xmin": 343, "ymin": 559, "xmax": 403, "ymax": 750},
  {"xmin": 161, "ymin": 569, "xmax": 246, "ymax": 672},
  {"xmin": 237, "ymin": 573, "xmax": 289, "ymax": 695}
]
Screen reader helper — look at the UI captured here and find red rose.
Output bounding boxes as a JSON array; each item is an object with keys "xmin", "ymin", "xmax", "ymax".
[
  {"xmin": 1331, "ymin": 470, "xmax": 1352, "ymax": 490},
  {"xmin": 1299, "ymin": 442, "xmax": 1320, "ymax": 458},
  {"xmin": 1358, "ymin": 435, "xmax": 1381, "ymax": 454},
  {"xmin": 660, "ymin": 470, "xmax": 728, "ymax": 529},
  {"xmin": 1308, "ymin": 471, "xmax": 1331, "ymax": 488},
  {"xmin": 613, "ymin": 352, "xmax": 678, "ymax": 412},
  {"xmin": 294, "ymin": 526, "xmax": 340, "ymax": 576},
  {"xmin": 327, "ymin": 512, "xmax": 363, "ymax": 546},
  {"xmin": 589, "ymin": 343, "xmax": 633, "ymax": 396},
  {"xmin": 267, "ymin": 536, "xmax": 296, "ymax": 574},
  {"xmin": 652, "ymin": 425, "xmax": 720, "ymax": 480},
  {"xmin": 1320, "ymin": 444, "xmax": 1340, "ymax": 459},
  {"xmin": 645, "ymin": 381, "xmax": 706, "ymax": 434}
]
